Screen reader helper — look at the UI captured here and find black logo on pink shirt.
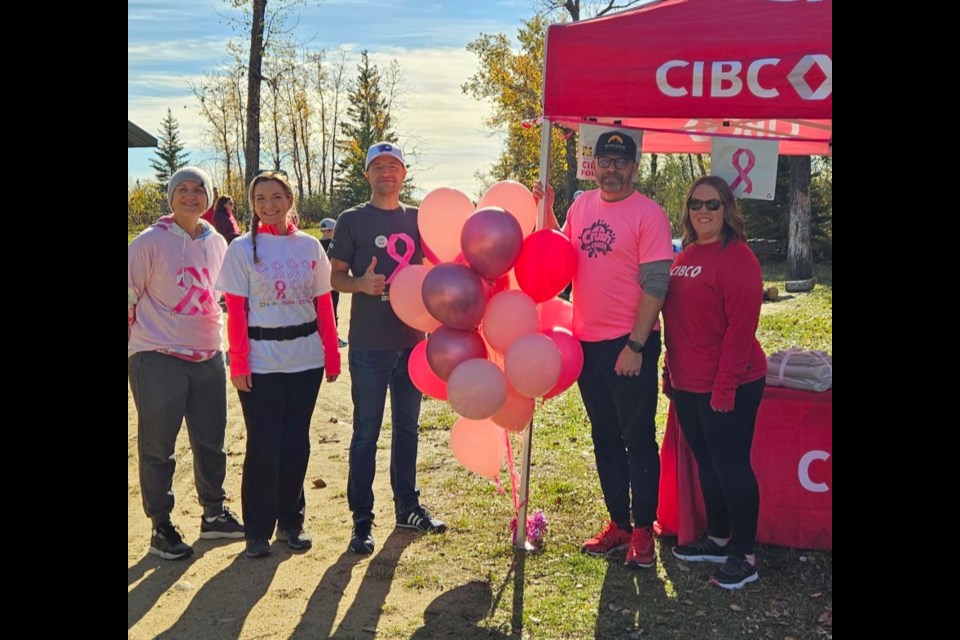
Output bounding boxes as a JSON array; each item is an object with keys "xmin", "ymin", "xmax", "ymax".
[{"xmin": 578, "ymin": 220, "xmax": 616, "ymax": 258}]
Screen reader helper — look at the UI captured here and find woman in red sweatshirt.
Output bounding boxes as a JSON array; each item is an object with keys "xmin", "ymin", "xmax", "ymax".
[
  {"xmin": 661, "ymin": 175, "xmax": 767, "ymax": 590},
  {"xmin": 216, "ymin": 170, "xmax": 341, "ymax": 558}
]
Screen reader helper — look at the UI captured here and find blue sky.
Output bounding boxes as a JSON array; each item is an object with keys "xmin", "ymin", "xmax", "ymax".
[{"xmin": 128, "ymin": 0, "xmax": 534, "ymax": 199}]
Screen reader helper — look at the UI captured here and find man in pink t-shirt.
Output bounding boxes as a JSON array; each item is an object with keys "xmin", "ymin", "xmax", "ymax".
[{"xmin": 534, "ymin": 130, "xmax": 674, "ymax": 570}]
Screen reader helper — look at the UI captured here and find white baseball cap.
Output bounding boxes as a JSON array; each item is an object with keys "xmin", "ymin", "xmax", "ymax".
[{"xmin": 365, "ymin": 141, "xmax": 406, "ymax": 170}]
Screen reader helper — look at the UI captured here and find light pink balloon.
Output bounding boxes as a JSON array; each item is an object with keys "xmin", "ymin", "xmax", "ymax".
[
  {"xmin": 538, "ymin": 297, "xmax": 574, "ymax": 333},
  {"xmin": 418, "ymin": 188, "xmax": 474, "ymax": 263},
  {"xmin": 482, "ymin": 290, "xmax": 539, "ymax": 354},
  {"xmin": 389, "ymin": 265, "xmax": 443, "ymax": 333},
  {"xmin": 477, "ymin": 180, "xmax": 538, "ymax": 238},
  {"xmin": 447, "ymin": 359, "xmax": 508, "ymax": 420},
  {"xmin": 540, "ymin": 328, "xmax": 584, "ymax": 399},
  {"xmin": 408, "ymin": 339, "xmax": 447, "ymax": 400},
  {"xmin": 504, "ymin": 333, "xmax": 562, "ymax": 398},
  {"xmin": 450, "ymin": 417, "xmax": 505, "ymax": 479},
  {"xmin": 491, "ymin": 386, "xmax": 535, "ymax": 432},
  {"xmin": 425, "ymin": 326, "xmax": 488, "ymax": 381}
]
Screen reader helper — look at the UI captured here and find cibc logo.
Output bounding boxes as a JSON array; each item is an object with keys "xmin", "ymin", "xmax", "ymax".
[
  {"xmin": 798, "ymin": 450, "xmax": 830, "ymax": 493},
  {"xmin": 656, "ymin": 55, "xmax": 831, "ymax": 100}
]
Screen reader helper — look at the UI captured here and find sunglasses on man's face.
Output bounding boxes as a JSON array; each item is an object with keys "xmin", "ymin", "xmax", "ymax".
[{"xmin": 687, "ymin": 198, "xmax": 723, "ymax": 211}]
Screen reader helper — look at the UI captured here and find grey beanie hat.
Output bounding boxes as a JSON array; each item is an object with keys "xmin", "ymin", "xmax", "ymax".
[{"xmin": 167, "ymin": 166, "xmax": 214, "ymax": 209}]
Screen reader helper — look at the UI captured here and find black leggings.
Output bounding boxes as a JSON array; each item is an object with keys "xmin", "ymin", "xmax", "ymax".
[{"xmin": 672, "ymin": 377, "xmax": 765, "ymax": 556}]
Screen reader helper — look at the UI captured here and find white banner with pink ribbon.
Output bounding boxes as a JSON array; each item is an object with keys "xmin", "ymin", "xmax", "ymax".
[{"xmin": 710, "ymin": 138, "xmax": 779, "ymax": 201}]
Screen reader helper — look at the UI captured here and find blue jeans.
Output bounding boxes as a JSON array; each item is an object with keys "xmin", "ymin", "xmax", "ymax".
[
  {"xmin": 347, "ymin": 348, "xmax": 422, "ymax": 523},
  {"xmin": 577, "ymin": 333, "xmax": 662, "ymax": 528}
]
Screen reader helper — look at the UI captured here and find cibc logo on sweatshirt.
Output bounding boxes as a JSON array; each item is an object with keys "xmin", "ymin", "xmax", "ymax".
[{"xmin": 670, "ymin": 264, "xmax": 702, "ymax": 278}]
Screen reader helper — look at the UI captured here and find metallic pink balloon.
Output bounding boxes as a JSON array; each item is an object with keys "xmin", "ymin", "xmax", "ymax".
[
  {"xmin": 425, "ymin": 326, "xmax": 488, "ymax": 381},
  {"xmin": 421, "ymin": 262, "xmax": 487, "ymax": 330},
  {"xmin": 460, "ymin": 207, "xmax": 524, "ymax": 280}
]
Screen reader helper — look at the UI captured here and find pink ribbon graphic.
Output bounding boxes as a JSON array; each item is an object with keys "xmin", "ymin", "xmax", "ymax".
[
  {"xmin": 385, "ymin": 233, "xmax": 415, "ymax": 284},
  {"xmin": 173, "ymin": 267, "xmax": 216, "ymax": 315},
  {"xmin": 275, "ymin": 280, "xmax": 287, "ymax": 299},
  {"xmin": 728, "ymin": 148, "xmax": 756, "ymax": 194}
]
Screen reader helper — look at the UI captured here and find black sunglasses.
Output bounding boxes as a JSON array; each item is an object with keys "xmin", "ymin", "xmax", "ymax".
[{"xmin": 687, "ymin": 198, "xmax": 723, "ymax": 211}]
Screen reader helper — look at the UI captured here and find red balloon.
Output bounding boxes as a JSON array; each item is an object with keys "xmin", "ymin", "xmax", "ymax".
[
  {"xmin": 421, "ymin": 262, "xmax": 486, "ymax": 330},
  {"xmin": 408, "ymin": 339, "xmax": 447, "ymax": 400},
  {"xmin": 538, "ymin": 297, "xmax": 574, "ymax": 333},
  {"xmin": 541, "ymin": 328, "xmax": 584, "ymax": 399},
  {"xmin": 425, "ymin": 326, "xmax": 488, "ymax": 381},
  {"xmin": 460, "ymin": 207, "xmax": 524, "ymax": 280},
  {"xmin": 513, "ymin": 229, "xmax": 577, "ymax": 303}
]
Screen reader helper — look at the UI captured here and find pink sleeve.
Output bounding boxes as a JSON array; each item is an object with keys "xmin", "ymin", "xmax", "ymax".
[
  {"xmin": 637, "ymin": 203, "xmax": 676, "ymax": 264},
  {"xmin": 316, "ymin": 293, "xmax": 341, "ymax": 376},
  {"xmin": 224, "ymin": 293, "xmax": 251, "ymax": 377}
]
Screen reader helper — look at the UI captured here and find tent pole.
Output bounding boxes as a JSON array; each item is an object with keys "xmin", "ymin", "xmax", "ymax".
[{"xmin": 514, "ymin": 115, "xmax": 553, "ymax": 551}]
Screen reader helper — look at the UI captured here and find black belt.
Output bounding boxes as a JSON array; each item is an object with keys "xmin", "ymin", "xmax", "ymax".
[{"xmin": 248, "ymin": 321, "xmax": 316, "ymax": 341}]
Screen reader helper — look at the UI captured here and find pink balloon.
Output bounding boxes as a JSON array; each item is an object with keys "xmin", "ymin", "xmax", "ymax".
[
  {"xmin": 418, "ymin": 188, "xmax": 475, "ymax": 263},
  {"xmin": 450, "ymin": 417, "xmax": 505, "ymax": 479},
  {"xmin": 409, "ymin": 339, "xmax": 447, "ymax": 400},
  {"xmin": 460, "ymin": 207, "xmax": 524, "ymax": 280},
  {"xmin": 447, "ymin": 359, "xmax": 508, "ymax": 420},
  {"xmin": 477, "ymin": 181, "xmax": 538, "ymax": 238},
  {"xmin": 504, "ymin": 333, "xmax": 562, "ymax": 398},
  {"xmin": 491, "ymin": 386, "xmax": 535, "ymax": 432},
  {"xmin": 389, "ymin": 265, "xmax": 443, "ymax": 333},
  {"xmin": 538, "ymin": 297, "xmax": 574, "ymax": 333},
  {"xmin": 481, "ymin": 290, "xmax": 539, "ymax": 354},
  {"xmin": 421, "ymin": 263, "xmax": 486, "ymax": 330},
  {"xmin": 425, "ymin": 326, "xmax": 488, "ymax": 381},
  {"xmin": 513, "ymin": 229, "xmax": 577, "ymax": 303},
  {"xmin": 540, "ymin": 328, "xmax": 584, "ymax": 399}
]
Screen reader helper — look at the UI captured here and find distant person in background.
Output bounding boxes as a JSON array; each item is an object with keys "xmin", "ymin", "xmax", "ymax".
[
  {"xmin": 217, "ymin": 170, "xmax": 341, "ymax": 559},
  {"xmin": 319, "ymin": 217, "xmax": 346, "ymax": 348},
  {"xmin": 662, "ymin": 175, "xmax": 767, "ymax": 590},
  {"xmin": 128, "ymin": 167, "xmax": 245, "ymax": 561},
  {"xmin": 201, "ymin": 186, "xmax": 220, "ymax": 225},
  {"xmin": 213, "ymin": 195, "xmax": 241, "ymax": 244}
]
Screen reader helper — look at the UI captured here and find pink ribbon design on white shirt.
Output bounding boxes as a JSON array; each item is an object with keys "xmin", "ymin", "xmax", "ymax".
[
  {"xmin": 275, "ymin": 280, "xmax": 287, "ymax": 299},
  {"xmin": 728, "ymin": 148, "xmax": 756, "ymax": 194},
  {"xmin": 385, "ymin": 233, "xmax": 415, "ymax": 284}
]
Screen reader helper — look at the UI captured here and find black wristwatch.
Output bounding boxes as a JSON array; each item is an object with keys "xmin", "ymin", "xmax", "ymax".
[{"xmin": 626, "ymin": 339, "xmax": 645, "ymax": 353}]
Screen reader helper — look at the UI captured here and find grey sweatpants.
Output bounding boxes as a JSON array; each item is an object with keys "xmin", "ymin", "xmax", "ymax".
[{"xmin": 128, "ymin": 351, "xmax": 228, "ymax": 526}]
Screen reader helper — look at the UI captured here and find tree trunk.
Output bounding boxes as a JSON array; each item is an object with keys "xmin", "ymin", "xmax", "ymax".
[
  {"xmin": 244, "ymin": 0, "xmax": 267, "ymax": 186},
  {"xmin": 787, "ymin": 155, "xmax": 813, "ymax": 280}
]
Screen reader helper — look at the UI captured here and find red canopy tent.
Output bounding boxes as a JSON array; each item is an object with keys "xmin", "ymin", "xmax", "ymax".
[
  {"xmin": 541, "ymin": 0, "xmax": 832, "ymax": 155},
  {"xmin": 513, "ymin": 0, "xmax": 832, "ymax": 549}
]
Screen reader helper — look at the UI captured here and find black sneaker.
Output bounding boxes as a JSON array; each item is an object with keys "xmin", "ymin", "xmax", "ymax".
[
  {"xmin": 349, "ymin": 519, "xmax": 375, "ymax": 555},
  {"xmin": 672, "ymin": 536, "xmax": 731, "ymax": 563},
  {"xmin": 276, "ymin": 527, "xmax": 313, "ymax": 550},
  {"xmin": 710, "ymin": 555, "xmax": 759, "ymax": 590},
  {"xmin": 338, "ymin": 338, "xmax": 348, "ymax": 348},
  {"xmin": 396, "ymin": 505, "xmax": 447, "ymax": 534},
  {"xmin": 150, "ymin": 522, "xmax": 194, "ymax": 560},
  {"xmin": 199, "ymin": 506, "xmax": 245, "ymax": 540},
  {"xmin": 245, "ymin": 539, "xmax": 272, "ymax": 558}
]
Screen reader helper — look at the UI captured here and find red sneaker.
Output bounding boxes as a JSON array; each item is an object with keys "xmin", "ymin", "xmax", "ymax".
[
  {"xmin": 581, "ymin": 521, "xmax": 631, "ymax": 556},
  {"xmin": 625, "ymin": 526, "xmax": 655, "ymax": 569}
]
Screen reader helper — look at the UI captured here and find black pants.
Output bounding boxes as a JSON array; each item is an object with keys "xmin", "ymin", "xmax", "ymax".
[
  {"xmin": 237, "ymin": 367, "xmax": 324, "ymax": 540},
  {"xmin": 672, "ymin": 377, "xmax": 765, "ymax": 556},
  {"xmin": 577, "ymin": 333, "xmax": 661, "ymax": 528}
]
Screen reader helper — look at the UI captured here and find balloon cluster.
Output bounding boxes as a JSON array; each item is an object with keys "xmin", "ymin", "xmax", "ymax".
[{"xmin": 390, "ymin": 181, "xmax": 581, "ymax": 480}]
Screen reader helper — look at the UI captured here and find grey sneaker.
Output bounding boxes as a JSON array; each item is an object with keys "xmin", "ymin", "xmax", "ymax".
[
  {"xmin": 276, "ymin": 527, "xmax": 313, "ymax": 550},
  {"xmin": 672, "ymin": 536, "xmax": 731, "ymax": 563},
  {"xmin": 150, "ymin": 522, "xmax": 194, "ymax": 560},
  {"xmin": 245, "ymin": 539, "xmax": 272, "ymax": 558},
  {"xmin": 199, "ymin": 506, "xmax": 245, "ymax": 539},
  {"xmin": 396, "ymin": 505, "xmax": 447, "ymax": 534},
  {"xmin": 349, "ymin": 519, "xmax": 375, "ymax": 555}
]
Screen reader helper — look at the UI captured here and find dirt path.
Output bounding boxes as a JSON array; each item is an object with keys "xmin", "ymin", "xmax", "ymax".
[{"xmin": 128, "ymin": 293, "xmax": 450, "ymax": 639}]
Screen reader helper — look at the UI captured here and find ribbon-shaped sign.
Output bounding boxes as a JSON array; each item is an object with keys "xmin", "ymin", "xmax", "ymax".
[
  {"xmin": 385, "ymin": 233, "xmax": 415, "ymax": 284},
  {"xmin": 728, "ymin": 148, "xmax": 756, "ymax": 194}
]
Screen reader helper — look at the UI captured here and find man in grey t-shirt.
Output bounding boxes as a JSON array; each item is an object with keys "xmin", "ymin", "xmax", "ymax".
[{"xmin": 329, "ymin": 141, "xmax": 448, "ymax": 555}]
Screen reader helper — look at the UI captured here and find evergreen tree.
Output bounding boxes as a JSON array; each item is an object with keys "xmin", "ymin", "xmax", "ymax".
[
  {"xmin": 335, "ymin": 51, "xmax": 410, "ymax": 209},
  {"xmin": 150, "ymin": 108, "xmax": 190, "ymax": 194}
]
